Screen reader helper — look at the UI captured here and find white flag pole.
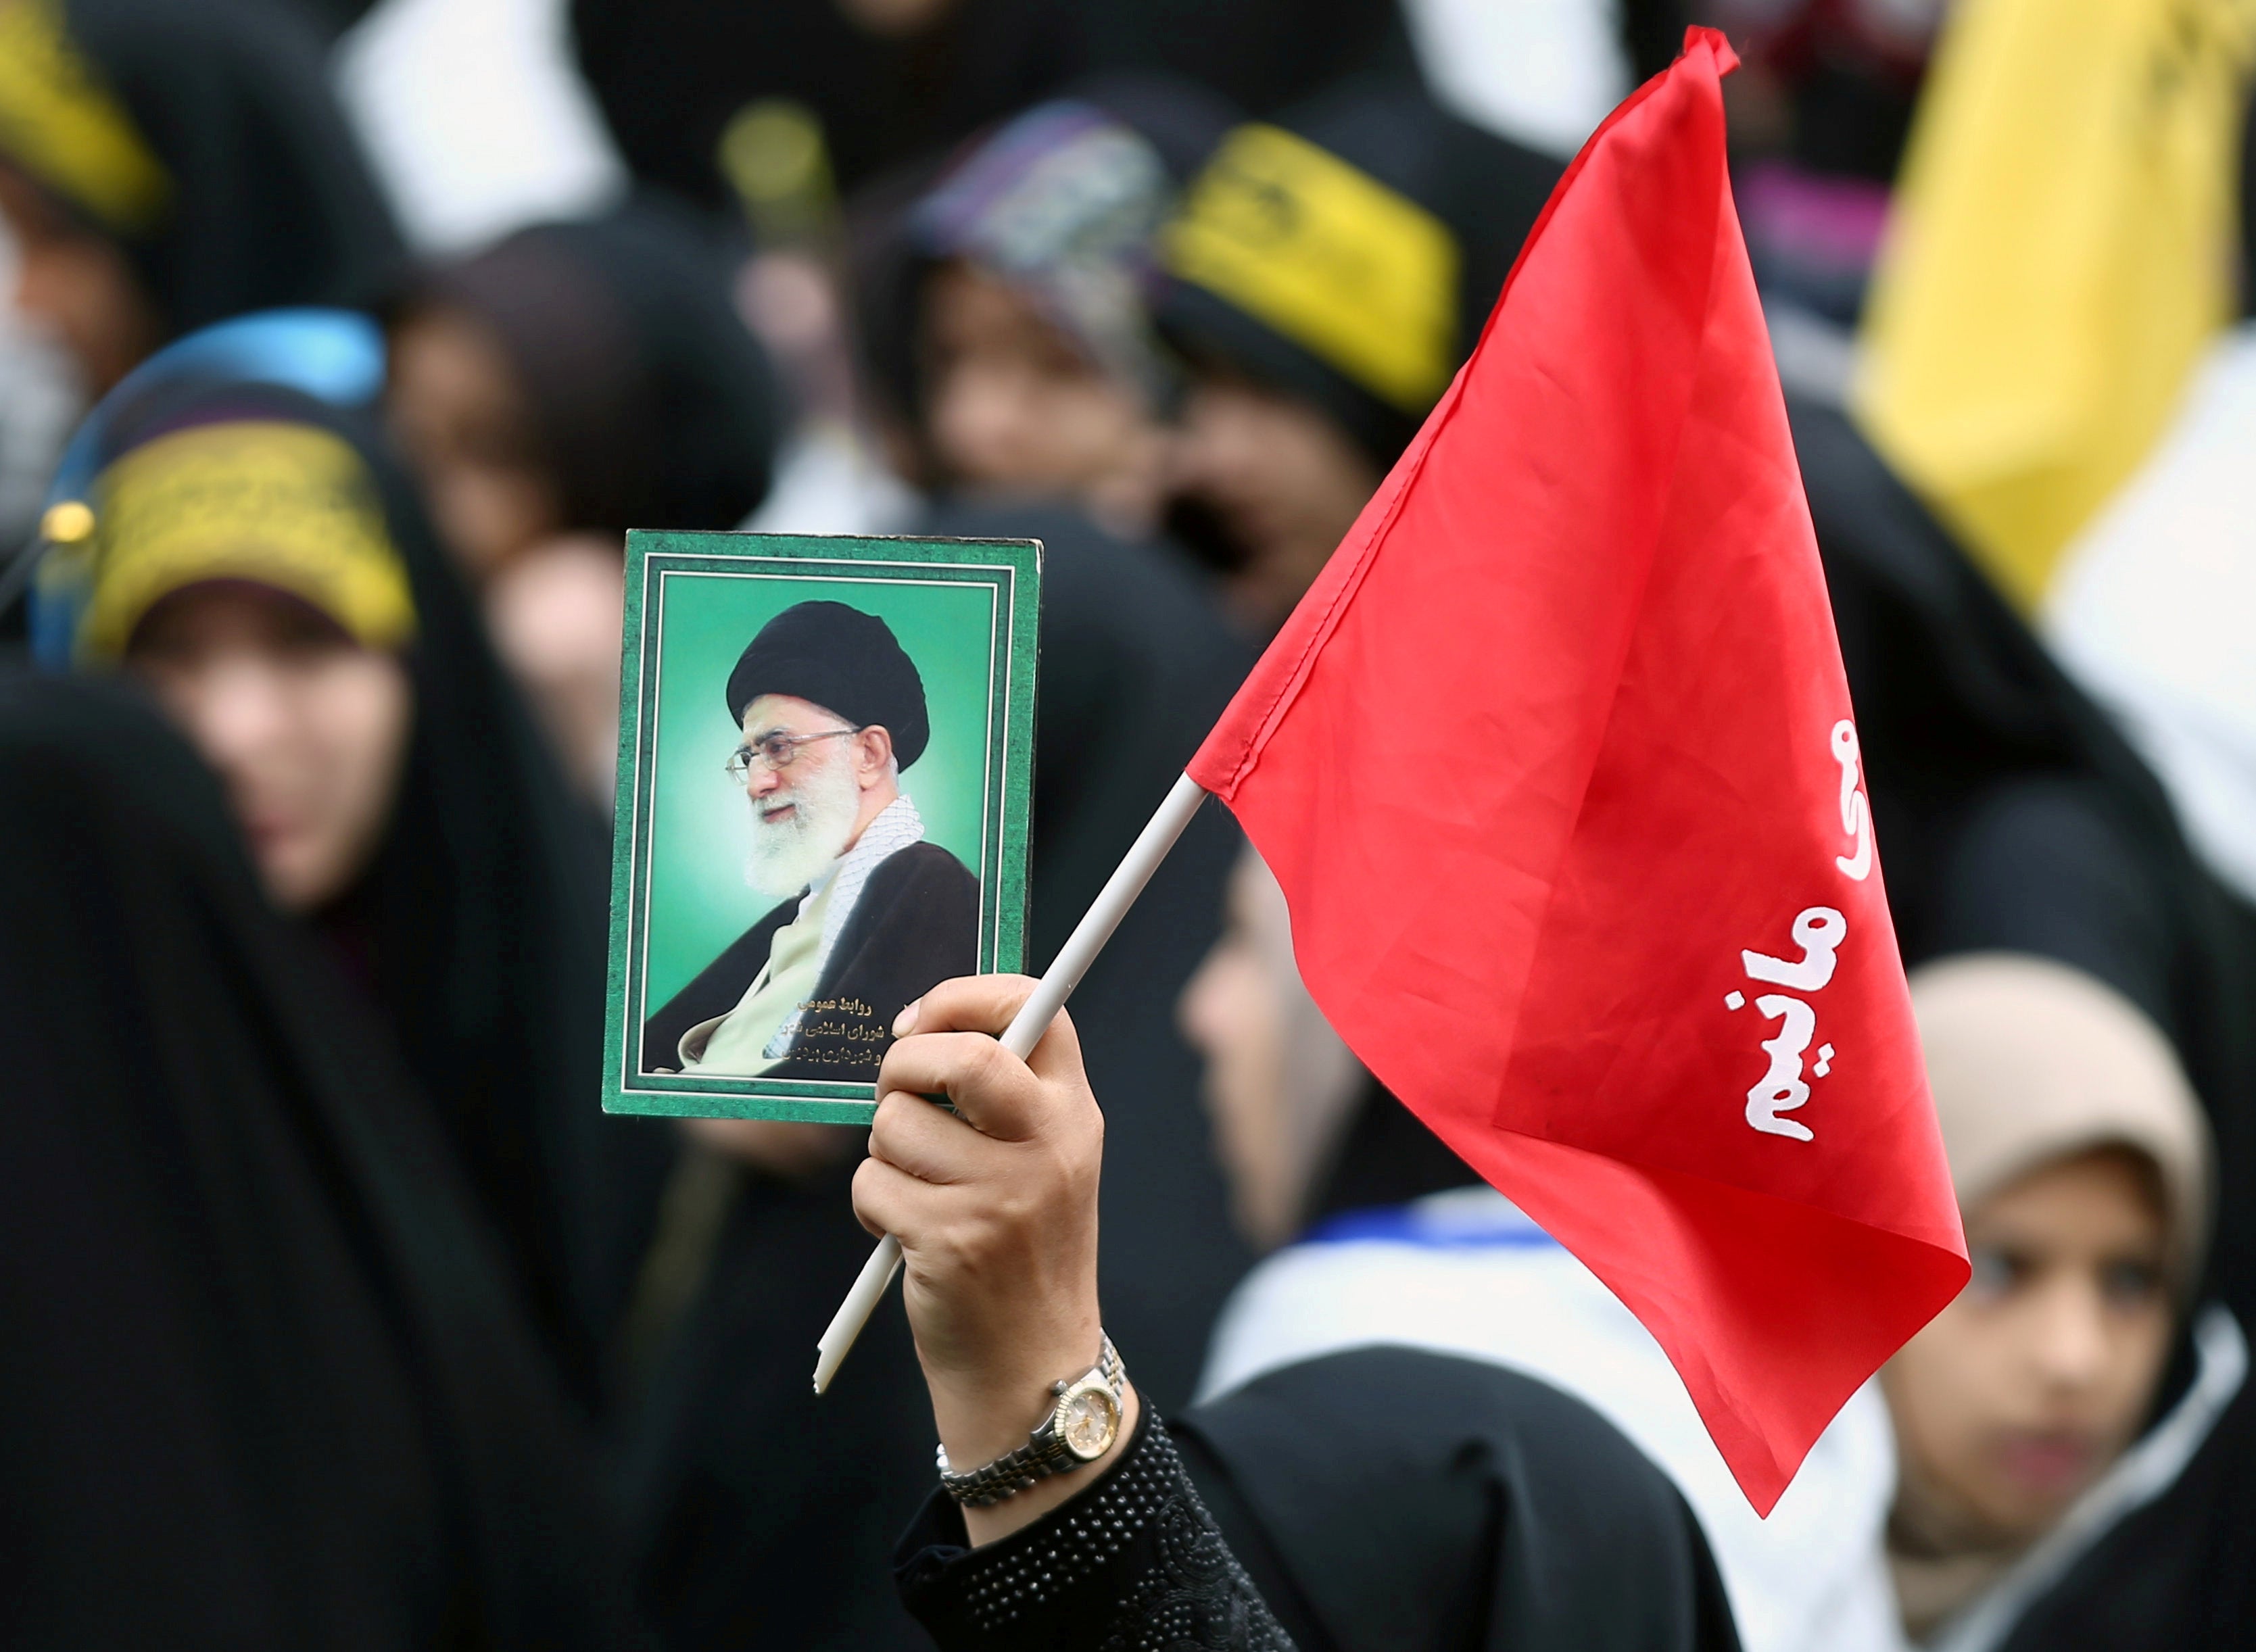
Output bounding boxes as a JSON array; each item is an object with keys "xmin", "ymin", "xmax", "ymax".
[{"xmin": 813, "ymin": 773, "xmax": 1212, "ymax": 1393}]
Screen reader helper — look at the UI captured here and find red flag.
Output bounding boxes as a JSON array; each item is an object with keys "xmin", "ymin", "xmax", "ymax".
[{"xmin": 1187, "ymin": 28, "xmax": 1967, "ymax": 1515}]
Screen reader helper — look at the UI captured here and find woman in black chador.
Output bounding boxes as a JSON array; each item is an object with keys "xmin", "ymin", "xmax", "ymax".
[
  {"xmin": 40, "ymin": 366, "xmax": 672, "ymax": 1406},
  {"xmin": 0, "ymin": 670, "xmax": 645, "ymax": 1649}
]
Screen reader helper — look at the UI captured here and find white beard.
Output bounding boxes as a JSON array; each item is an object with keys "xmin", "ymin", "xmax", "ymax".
[{"xmin": 742, "ymin": 753, "xmax": 863, "ymax": 900}]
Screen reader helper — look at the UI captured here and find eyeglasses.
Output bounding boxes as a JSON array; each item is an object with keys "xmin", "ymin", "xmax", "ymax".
[{"xmin": 724, "ymin": 726, "xmax": 861, "ymax": 781}]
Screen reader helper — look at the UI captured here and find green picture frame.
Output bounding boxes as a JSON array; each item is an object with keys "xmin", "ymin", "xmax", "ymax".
[{"xmin": 603, "ymin": 531, "xmax": 1040, "ymax": 1122}]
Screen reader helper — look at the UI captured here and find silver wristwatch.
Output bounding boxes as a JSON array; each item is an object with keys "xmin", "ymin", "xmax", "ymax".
[{"xmin": 936, "ymin": 1333, "xmax": 1126, "ymax": 1507}]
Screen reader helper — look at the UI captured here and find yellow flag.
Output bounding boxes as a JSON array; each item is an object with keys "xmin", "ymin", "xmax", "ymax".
[{"xmin": 1854, "ymin": 0, "xmax": 2255, "ymax": 610}]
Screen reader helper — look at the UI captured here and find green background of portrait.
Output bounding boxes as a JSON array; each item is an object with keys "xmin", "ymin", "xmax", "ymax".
[{"xmin": 642, "ymin": 570, "xmax": 999, "ymax": 1009}]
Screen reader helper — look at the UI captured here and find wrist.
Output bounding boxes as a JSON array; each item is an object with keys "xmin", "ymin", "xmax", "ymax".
[
  {"xmin": 961, "ymin": 1380, "xmax": 1138, "ymax": 1547},
  {"xmin": 923, "ymin": 1327, "xmax": 1130, "ymax": 1545},
  {"xmin": 923, "ymin": 1316, "xmax": 1106, "ymax": 1468}
]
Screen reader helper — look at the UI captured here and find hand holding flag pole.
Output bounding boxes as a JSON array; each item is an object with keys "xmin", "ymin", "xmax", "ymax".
[
  {"xmin": 812, "ymin": 775, "xmax": 1209, "ymax": 1394},
  {"xmin": 817, "ymin": 28, "xmax": 1965, "ymax": 1516}
]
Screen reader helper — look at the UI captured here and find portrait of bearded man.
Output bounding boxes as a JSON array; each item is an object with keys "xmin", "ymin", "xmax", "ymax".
[{"xmin": 640, "ymin": 600, "xmax": 979, "ymax": 1078}]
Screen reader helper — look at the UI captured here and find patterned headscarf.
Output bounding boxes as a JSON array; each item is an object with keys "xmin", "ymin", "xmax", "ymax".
[{"xmin": 912, "ymin": 99, "xmax": 1179, "ymax": 406}]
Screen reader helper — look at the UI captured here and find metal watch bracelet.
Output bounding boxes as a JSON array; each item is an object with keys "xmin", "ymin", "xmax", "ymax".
[{"xmin": 936, "ymin": 1333, "xmax": 1126, "ymax": 1507}]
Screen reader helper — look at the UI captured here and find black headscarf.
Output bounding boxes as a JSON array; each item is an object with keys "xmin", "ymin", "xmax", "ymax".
[
  {"xmin": 571, "ymin": 0, "xmax": 1410, "ymax": 209},
  {"xmin": 1174, "ymin": 1346, "xmax": 1743, "ymax": 1652},
  {"xmin": 0, "ymin": 0, "xmax": 402, "ymax": 339},
  {"xmin": 1067, "ymin": 0, "xmax": 1418, "ymax": 127},
  {"xmin": 0, "ymin": 668, "xmax": 646, "ymax": 1650},
  {"xmin": 1156, "ymin": 76, "xmax": 1562, "ymax": 468},
  {"xmin": 400, "ymin": 199, "xmax": 782, "ymax": 538},
  {"xmin": 625, "ymin": 501, "xmax": 1254, "ymax": 1649},
  {"xmin": 76, "ymin": 380, "xmax": 675, "ymax": 1405}
]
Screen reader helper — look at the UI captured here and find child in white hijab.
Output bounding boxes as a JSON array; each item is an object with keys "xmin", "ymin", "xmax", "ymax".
[{"xmin": 1886, "ymin": 953, "xmax": 2237, "ymax": 1652}]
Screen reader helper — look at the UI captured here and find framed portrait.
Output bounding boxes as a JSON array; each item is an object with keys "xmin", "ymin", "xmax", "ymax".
[{"xmin": 603, "ymin": 531, "xmax": 1040, "ymax": 1123}]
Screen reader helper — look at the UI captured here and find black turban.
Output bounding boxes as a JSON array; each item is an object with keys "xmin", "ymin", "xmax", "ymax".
[{"xmin": 725, "ymin": 601, "xmax": 931, "ymax": 769}]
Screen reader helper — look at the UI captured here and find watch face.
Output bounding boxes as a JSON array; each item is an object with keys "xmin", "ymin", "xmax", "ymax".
[{"xmin": 1058, "ymin": 1383, "xmax": 1121, "ymax": 1460}]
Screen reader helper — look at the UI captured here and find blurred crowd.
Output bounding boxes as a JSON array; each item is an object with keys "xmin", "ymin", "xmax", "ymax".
[{"xmin": 2, "ymin": 0, "xmax": 2253, "ymax": 1649}]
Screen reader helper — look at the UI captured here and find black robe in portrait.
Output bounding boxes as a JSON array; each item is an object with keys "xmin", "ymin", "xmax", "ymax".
[{"xmin": 640, "ymin": 840, "xmax": 979, "ymax": 1079}]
